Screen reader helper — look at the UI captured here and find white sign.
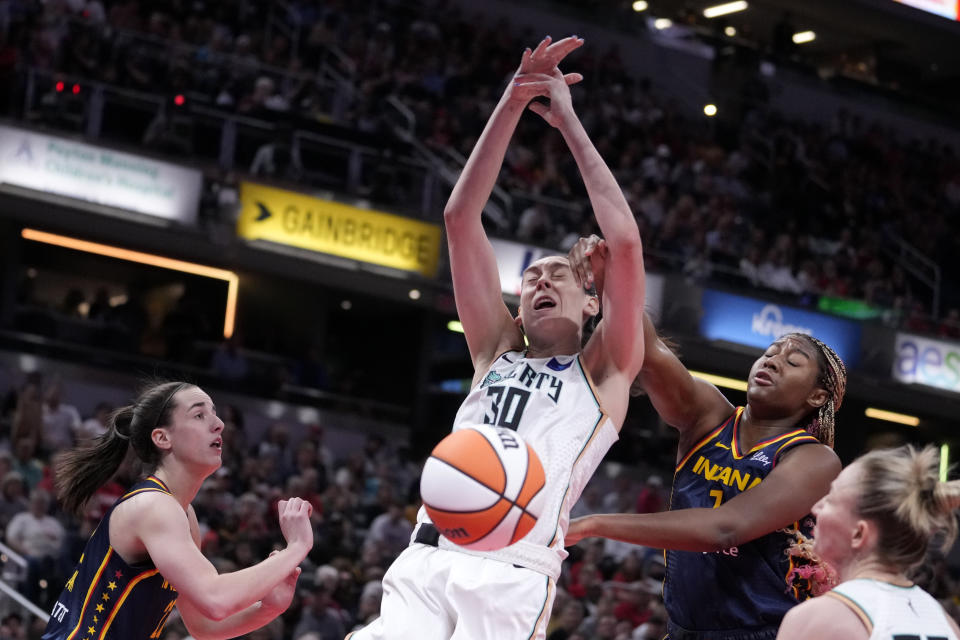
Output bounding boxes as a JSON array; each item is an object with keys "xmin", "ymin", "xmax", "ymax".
[
  {"xmin": 751, "ymin": 304, "xmax": 813, "ymax": 339},
  {"xmin": 892, "ymin": 332, "xmax": 960, "ymax": 393},
  {"xmin": 0, "ymin": 125, "xmax": 201, "ymax": 224},
  {"xmin": 488, "ymin": 237, "xmax": 663, "ymax": 320}
]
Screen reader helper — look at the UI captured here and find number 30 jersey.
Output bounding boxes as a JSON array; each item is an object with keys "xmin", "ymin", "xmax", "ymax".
[{"xmin": 417, "ymin": 350, "xmax": 617, "ymax": 580}]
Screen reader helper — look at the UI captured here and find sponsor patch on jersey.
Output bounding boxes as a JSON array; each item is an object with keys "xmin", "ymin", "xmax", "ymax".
[{"xmin": 481, "ymin": 371, "xmax": 504, "ymax": 388}]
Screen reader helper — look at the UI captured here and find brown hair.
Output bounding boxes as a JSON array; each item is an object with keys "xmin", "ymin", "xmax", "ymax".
[{"xmin": 55, "ymin": 381, "xmax": 191, "ymax": 516}]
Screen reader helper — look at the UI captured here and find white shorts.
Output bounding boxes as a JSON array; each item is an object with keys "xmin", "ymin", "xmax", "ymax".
[{"xmin": 347, "ymin": 543, "xmax": 556, "ymax": 640}]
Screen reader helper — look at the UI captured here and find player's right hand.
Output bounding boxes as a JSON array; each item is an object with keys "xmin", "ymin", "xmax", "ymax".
[
  {"xmin": 568, "ymin": 234, "xmax": 607, "ymax": 291},
  {"xmin": 278, "ymin": 497, "xmax": 314, "ymax": 551}
]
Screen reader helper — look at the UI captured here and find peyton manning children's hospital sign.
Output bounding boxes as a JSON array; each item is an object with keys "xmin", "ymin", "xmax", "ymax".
[{"xmin": 0, "ymin": 125, "xmax": 201, "ymax": 224}]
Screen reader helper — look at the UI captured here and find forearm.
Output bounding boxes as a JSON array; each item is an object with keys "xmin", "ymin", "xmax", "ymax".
[
  {"xmin": 444, "ymin": 90, "xmax": 525, "ymax": 224},
  {"xmin": 180, "ymin": 599, "xmax": 281, "ymax": 640},
  {"xmin": 191, "ymin": 545, "xmax": 307, "ymax": 620},
  {"xmin": 578, "ymin": 510, "xmax": 736, "ymax": 552},
  {"xmin": 557, "ymin": 113, "xmax": 640, "ymax": 249}
]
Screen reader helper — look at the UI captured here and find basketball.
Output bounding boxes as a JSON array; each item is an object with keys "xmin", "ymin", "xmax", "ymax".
[{"xmin": 420, "ymin": 424, "xmax": 546, "ymax": 551}]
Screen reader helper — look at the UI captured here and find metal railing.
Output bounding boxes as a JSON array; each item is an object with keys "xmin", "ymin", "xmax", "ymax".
[{"xmin": 883, "ymin": 229, "xmax": 942, "ymax": 318}]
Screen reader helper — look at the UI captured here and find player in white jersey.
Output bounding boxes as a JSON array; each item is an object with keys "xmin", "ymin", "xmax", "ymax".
[
  {"xmin": 348, "ymin": 36, "xmax": 647, "ymax": 640},
  {"xmin": 777, "ymin": 445, "xmax": 960, "ymax": 640}
]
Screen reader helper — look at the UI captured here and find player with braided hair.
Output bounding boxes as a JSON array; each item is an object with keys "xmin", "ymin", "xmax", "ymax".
[{"xmin": 565, "ymin": 235, "xmax": 846, "ymax": 640}]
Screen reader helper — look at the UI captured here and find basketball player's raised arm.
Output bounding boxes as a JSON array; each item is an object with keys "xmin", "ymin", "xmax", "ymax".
[
  {"xmin": 569, "ymin": 235, "xmax": 733, "ymax": 437},
  {"xmin": 137, "ymin": 495, "xmax": 312, "ymax": 623},
  {"xmin": 444, "ymin": 37, "xmax": 583, "ymax": 377}
]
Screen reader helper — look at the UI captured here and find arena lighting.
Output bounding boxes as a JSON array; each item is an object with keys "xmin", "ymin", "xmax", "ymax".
[
  {"xmin": 703, "ymin": 1, "xmax": 748, "ymax": 19},
  {"xmin": 71, "ymin": 84, "xmax": 81, "ymax": 95},
  {"xmin": 174, "ymin": 94, "xmax": 185, "ymax": 106},
  {"xmin": 447, "ymin": 320, "xmax": 464, "ymax": 333},
  {"xmin": 792, "ymin": 31, "xmax": 816, "ymax": 44},
  {"xmin": 632, "ymin": 0, "xmax": 648, "ymax": 11},
  {"xmin": 21, "ymin": 228, "xmax": 239, "ymax": 339},
  {"xmin": 408, "ymin": 288, "xmax": 422, "ymax": 300},
  {"xmin": 689, "ymin": 370, "xmax": 748, "ymax": 392},
  {"xmin": 703, "ymin": 104, "xmax": 718, "ymax": 117},
  {"xmin": 864, "ymin": 407, "xmax": 919, "ymax": 427},
  {"xmin": 724, "ymin": 26, "xmax": 737, "ymax": 36},
  {"xmin": 941, "ymin": 444, "xmax": 950, "ymax": 483},
  {"xmin": 653, "ymin": 18, "xmax": 673, "ymax": 29},
  {"xmin": 54, "ymin": 81, "xmax": 65, "ymax": 93}
]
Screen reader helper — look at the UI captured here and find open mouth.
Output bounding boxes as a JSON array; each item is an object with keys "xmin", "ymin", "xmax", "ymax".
[
  {"xmin": 534, "ymin": 297, "xmax": 556, "ymax": 311},
  {"xmin": 211, "ymin": 438, "xmax": 222, "ymax": 450},
  {"xmin": 754, "ymin": 371, "xmax": 774, "ymax": 386}
]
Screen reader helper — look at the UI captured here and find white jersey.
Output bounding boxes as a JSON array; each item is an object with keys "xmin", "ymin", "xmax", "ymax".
[
  {"xmin": 829, "ymin": 578, "xmax": 958, "ymax": 640},
  {"xmin": 416, "ymin": 350, "xmax": 617, "ymax": 580}
]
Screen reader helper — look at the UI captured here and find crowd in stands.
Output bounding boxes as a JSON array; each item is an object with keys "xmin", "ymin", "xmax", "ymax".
[
  {"xmin": 2, "ymin": 0, "xmax": 960, "ymax": 339},
  {"xmin": 0, "ymin": 370, "xmax": 690, "ymax": 640}
]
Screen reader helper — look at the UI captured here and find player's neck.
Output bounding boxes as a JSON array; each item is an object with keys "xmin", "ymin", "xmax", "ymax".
[
  {"xmin": 844, "ymin": 557, "xmax": 911, "ymax": 587},
  {"xmin": 524, "ymin": 332, "xmax": 581, "ymax": 359},
  {"xmin": 153, "ymin": 465, "xmax": 206, "ymax": 511},
  {"xmin": 739, "ymin": 405, "xmax": 806, "ymax": 439}
]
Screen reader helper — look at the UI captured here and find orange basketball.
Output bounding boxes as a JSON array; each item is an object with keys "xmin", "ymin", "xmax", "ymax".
[{"xmin": 420, "ymin": 424, "xmax": 546, "ymax": 551}]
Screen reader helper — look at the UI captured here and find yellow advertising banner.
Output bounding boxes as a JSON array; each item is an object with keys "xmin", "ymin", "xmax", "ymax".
[{"xmin": 237, "ymin": 182, "xmax": 441, "ymax": 277}]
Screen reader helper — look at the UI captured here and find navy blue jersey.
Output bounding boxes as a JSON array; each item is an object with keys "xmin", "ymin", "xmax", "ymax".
[
  {"xmin": 664, "ymin": 407, "xmax": 819, "ymax": 634},
  {"xmin": 43, "ymin": 476, "xmax": 179, "ymax": 640}
]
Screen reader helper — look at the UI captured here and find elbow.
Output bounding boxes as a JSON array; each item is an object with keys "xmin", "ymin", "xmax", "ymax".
[
  {"xmin": 443, "ymin": 206, "xmax": 466, "ymax": 229},
  {"xmin": 705, "ymin": 519, "xmax": 744, "ymax": 552},
  {"xmin": 193, "ymin": 595, "xmax": 232, "ymax": 623}
]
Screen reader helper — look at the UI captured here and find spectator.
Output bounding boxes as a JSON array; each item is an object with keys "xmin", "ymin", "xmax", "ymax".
[
  {"xmin": 210, "ymin": 335, "xmax": 251, "ymax": 383},
  {"xmin": 0, "ymin": 470, "xmax": 28, "ymax": 532},
  {"xmin": 75, "ymin": 401, "xmax": 111, "ymax": 444},
  {"xmin": 5, "ymin": 488, "xmax": 64, "ymax": 605},
  {"xmin": 293, "ymin": 585, "xmax": 347, "ymax": 640},
  {"xmin": 40, "ymin": 378, "xmax": 80, "ymax": 453}
]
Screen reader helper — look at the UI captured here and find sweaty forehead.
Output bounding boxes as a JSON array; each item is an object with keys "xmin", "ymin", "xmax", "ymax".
[{"xmin": 524, "ymin": 255, "xmax": 571, "ymax": 275}]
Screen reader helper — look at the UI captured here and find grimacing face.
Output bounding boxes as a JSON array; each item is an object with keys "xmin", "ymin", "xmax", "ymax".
[
  {"xmin": 518, "ymin": 256, "xmax": 596, "ymax": 341},
  {"xmin": 746, "ymin": 336, "xmax": 826, "ymax": 415}
]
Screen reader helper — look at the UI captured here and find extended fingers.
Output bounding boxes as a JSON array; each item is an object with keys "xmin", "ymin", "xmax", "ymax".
[
  {"xmin": 531, "ymin": 36, "xmax": 552, "ymax": 59},
  {"xmin": 544, "ymin": 36, "xmax": 584, "ymax": 63}
]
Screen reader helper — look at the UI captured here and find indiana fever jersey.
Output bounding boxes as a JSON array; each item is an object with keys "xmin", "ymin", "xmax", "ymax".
[
  {"xmin": 665, "ymin": 407, "xmax": 820, "ymax": 632},
  {"xmin": 43, "ymin": 476, "xmax": 178, "ymax": 640},
  {"xmin": 416, "ymin": 350, "xmax": 616, "ymax": 579},
  {"xmin": 829, "ymin": 579, "xmax": 959, "ymax": 640}
]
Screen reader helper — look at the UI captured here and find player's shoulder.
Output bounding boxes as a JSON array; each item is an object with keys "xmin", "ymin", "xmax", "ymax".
[{"xmin": 779, "ymin": 593, "xmax": 870, "ymax": 639}]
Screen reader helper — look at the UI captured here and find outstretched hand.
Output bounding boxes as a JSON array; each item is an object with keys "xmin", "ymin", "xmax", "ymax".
[
  {"xmin": 517, "ymin": 35, "xmax": 584, "ymax": 75},
  {"xmin": 514, "ymin": 68, "xmax": 584, "ymax": 130},
  {"xmin": 507, "ymin": 36, "xmax": 584, "ymax": 106}
]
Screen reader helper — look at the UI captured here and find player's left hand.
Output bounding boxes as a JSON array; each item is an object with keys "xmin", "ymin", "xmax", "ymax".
[
  {"xmin": 514, "ymin": 68, "xmax": 581, "ymax": 128},
  {"xmin": 261, "ymin": 549, "xmax": 301, "ymax": 612}
]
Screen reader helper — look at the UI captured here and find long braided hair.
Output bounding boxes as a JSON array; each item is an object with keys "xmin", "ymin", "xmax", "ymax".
[
  {"xmin": 783, "ymin": 333, "xmax": 847, "ymax": 449},
  {"xmin": 780, "ymin": 334, "xmax": 847, "ymax": 596}
]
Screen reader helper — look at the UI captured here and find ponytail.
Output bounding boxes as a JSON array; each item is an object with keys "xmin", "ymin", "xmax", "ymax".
[
  {"xmin": 55, "ymin": 407, "xmax": 134, "ymax": 516},
  {"xmin": 856, "ymin": 445, "xmax": 959, "ymax": 571},
  {"xmin": 54, "ymin": 380, "xmax": 191, "ymax": 516}
]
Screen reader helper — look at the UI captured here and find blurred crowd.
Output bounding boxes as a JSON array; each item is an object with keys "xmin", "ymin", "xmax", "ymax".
[{"xmin": 2, "ymin": 0, "xmax": 960, "ymax": 338}]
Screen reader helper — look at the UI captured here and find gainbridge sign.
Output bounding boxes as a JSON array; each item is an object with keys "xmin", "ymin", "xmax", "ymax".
[{"xmin": 237, "ymin": 182, "xmax": 441, "ymax": 277}]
